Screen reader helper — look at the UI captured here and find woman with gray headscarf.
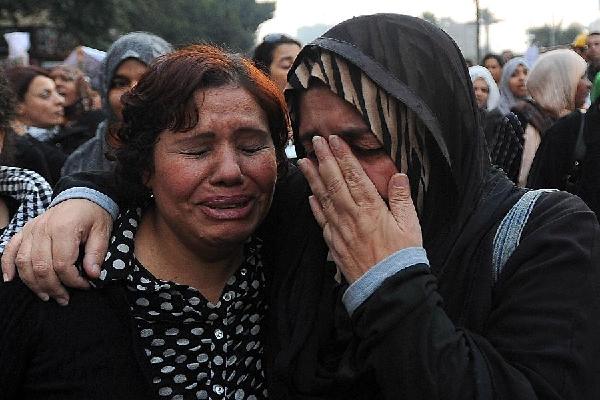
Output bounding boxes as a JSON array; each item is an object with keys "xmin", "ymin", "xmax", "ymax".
[
  {"xmin": 497, "ymin": 57, "xmax": 530, "ymax": 115},
  {"xmin": 61, "ymin": 32, "xmax": 172, "ymax": 176}
]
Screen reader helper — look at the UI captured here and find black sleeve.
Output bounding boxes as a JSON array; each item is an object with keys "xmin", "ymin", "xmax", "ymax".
[
  {"xmin": 53, "ymin": 170, "xmax": 122, "ymax": 204},
  {"xmin": 347, "ymin": 193, "xmax": 600, "ymax": 399}
]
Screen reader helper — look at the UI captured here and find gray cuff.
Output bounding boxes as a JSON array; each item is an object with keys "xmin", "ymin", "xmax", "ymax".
[
  {"xmin": 342, "ymin": 247, "xmax": 429, "ymax": 316},
  {"xmin": 51, "ymin": 187, "xmax": 119, "ymax": 220}
]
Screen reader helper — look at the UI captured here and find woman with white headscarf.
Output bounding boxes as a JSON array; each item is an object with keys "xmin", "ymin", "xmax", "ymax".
[
  {"xmin": 469, "ymin": 65, "xmax": 500, "ymax": 111},
  {"xmin": 470, "ymin": 65, "xmax": 523, "ymax": 182},
  {"xmin": 527, "ymin": 51, "xmax": 594, "ymax": 202},
  {"xmin": 516, "ymin": 50, "xmax": 590, "ymax": 186}
]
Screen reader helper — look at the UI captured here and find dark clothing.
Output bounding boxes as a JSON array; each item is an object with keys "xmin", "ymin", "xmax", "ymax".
[
  {"xmin": 9, "ymin": 134, "xmax": 66, "ymax": 187},
  {"xmin": 51, "ymin": 109, "xmax": 105, "ymax": 155},
  {"xmin": 0, "ymin": 280, "xmax": 155, "ymax": 400},
  {"xmin": 61, "ymin": 122, "xmax": 116, "ymax": 176},
  {"xmin": 528, "ymin": 101, "xmax": 600, "ymax": 220},
  {"xmin": 480, "ymin": 108, "xmax": 524, "ymax": 182},
  {"xmin": 527, "ymin": 110, "xmax": 583, "ymax": 190},
  {"xmin": 578, "ymin": 101, "xmax": 600, "ymax": 218}
]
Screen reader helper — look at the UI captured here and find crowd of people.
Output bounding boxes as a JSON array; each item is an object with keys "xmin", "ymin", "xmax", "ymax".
[{"xmin": 0, "ymin": 12, "xmax": 599, "ymax": 400}]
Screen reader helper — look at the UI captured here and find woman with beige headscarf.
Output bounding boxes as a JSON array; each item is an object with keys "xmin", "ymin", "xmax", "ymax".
[{"xmin": 514, "ymin": 49, "xmax": 590, "ymax": 186}]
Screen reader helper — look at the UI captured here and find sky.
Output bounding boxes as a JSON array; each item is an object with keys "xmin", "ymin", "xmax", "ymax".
[{"xmin": 257, "ymin": 0, "xmax": 600, "ymax": 54}]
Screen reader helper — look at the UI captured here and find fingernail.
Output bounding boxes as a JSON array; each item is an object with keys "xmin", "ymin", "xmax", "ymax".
[
  {"xmin": 90, "ymin": 264, "xmax": 100, "ymax": 275},
  {"xmin": 2, "ymin": 273, "xmax": 8, "ymax": 282},
  {"xmin": 329, "ymin": 135, "xmax": 341, "ymax": 152},
  {"xmin": 393, "ymin": 174, "xmax": 409, "ymax": 188},
  {"xmin": 38, "ymin": 293, "xmax": 50, "ymax": 302},
  {"xmin": 56, "ymin": 297, "xmax": 69, "ymax": 306},
  {"xmin": 312, "ymin": 136, "xmax": 323, "ymax": 146}
]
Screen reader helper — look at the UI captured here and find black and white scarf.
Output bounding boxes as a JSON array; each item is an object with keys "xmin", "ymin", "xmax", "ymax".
[
  {"xmin": 287, "ymin": 50, "xmax": 431, "ymax": 213},
  {"xmin": 0, "ymin": 166, "xmax": 52, "ymax": 253}
]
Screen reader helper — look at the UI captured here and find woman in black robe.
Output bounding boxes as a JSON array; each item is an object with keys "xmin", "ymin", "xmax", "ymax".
[{"xmin": 3, "ymin": 14, "xmax": 600, "ymax": 400}]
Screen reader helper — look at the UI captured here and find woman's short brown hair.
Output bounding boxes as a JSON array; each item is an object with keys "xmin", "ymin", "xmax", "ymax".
[{"xmin": 116, "ymin": 44, "xmax": 290, "ymax": 203}]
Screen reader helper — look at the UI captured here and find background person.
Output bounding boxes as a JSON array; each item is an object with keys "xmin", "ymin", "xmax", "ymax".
[
  {"xmin": 0, "ymin": 67, "xmax": 53, "ymax": 255},
  {"xmin": 527, "ymin": 50, "xmax": 593, "ymax": 197},
  {"xmin": 48, "ymin": 64, "xmax": 105, "ymax": 154},
  {"xmin": 586, "ymin": 31, "xmax": 600, "ymax": 81},
  {"xmin": 252, "ymin": 33, "xmax": 302, "ymax": 158},
  {"xmin": 572, "ymin": 32, "xmax": 588, "ymax": 58},
  {"xmin": 481, "ymin": 53, "xmax": 504, "ymax": 83},
  {"xmin": 469, "ymin": 65, "xmax": 523, "ymax": 182},
  {"xmin": 252, "ymin": 33, "xmax": 301, "ymax": 93},
  {"xmin": 61, "ymin": 31, "xmax": 172, "ymax": 176},
  {"xmin": 4, "ymin": 66, "xmax": 67, "ymax": 185},
  {"xmin": 497, "ymin": 57, "xmax": 529, "ymax": 115},
  {"xmin": 515, "ymin": 49, "xmax": 589, "ymax": 186}
]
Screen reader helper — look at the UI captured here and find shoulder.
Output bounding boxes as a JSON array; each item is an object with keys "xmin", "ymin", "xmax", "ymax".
[
  {"xmin": 515, "ymin": 190, "xmax": 598, "ymax": 266},
  {"xmin": 528, "ymin": 190, "xmax": 595, "ymax": 230},
  {"xmin": 62, "ymin": 135, "xmax": 103, "ymax": 175}
]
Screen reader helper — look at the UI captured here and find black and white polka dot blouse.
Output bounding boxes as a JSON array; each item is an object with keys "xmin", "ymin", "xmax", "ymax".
[{"xmin": 94, "ymin": 207, "xmax": 268, "ymax": 399}]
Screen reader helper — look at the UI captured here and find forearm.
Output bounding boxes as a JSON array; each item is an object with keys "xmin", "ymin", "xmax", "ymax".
[{"xmin": 347, "ymin": 262, "xmax": 592, "ymax": 399}]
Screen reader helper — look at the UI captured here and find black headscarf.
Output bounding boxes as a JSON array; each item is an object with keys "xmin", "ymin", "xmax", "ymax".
[
  {"xmin": 269, "ymin": 14, "xmax": 525, "ymax": 397},
  {"xmin": 285, "ymin": 14, "xmax": 520, "ymax": 272}
]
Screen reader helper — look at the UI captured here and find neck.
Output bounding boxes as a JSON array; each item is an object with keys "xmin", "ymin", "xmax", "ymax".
[{"xmin": 134, "ymin": 207, "xmax": 245, "ymax": 303}]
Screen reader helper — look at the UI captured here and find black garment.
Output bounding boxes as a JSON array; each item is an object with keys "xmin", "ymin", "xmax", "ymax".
[
  {"xmin": 0, "ymin": 280, "xmax": 157, "ymax": 400},
  {"xmin": 528, "ymin": 103, "xmax": 600, "ymax": 221},
  {"xmin": 577, "ymin": 101, "xmax": 600, "ymax": 218},
  {"xmin": 50, "ymin": 109, "xmax": 105, "ymax": 155},
  {"xmin": 527, "ymin": 110, "xmax": 583, "ymax": 190},
  {"xmin": 9, "ymin": 134, "xmax": 66, "ymax": 187},
  {"xmin": 479, "ymin": 108, "xmax": 524, "ymax": 183}
]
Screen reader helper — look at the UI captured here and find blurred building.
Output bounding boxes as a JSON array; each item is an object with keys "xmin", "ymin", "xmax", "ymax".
[{"xmin": 438, "ymin": 18, "xmax": 478, "ymax": 61}]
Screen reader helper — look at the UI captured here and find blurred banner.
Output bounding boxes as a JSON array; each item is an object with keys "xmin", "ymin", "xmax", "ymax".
[
  {"xmin": 64, "ymin": 46, "xmax": 106, "ymax": 89},
  {"xmin": 4, "ymin": 32, "xmax": 30, "ymax": 65}
]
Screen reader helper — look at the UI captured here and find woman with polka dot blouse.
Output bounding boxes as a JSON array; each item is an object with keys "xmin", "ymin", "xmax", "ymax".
[{"xmin": 0, "ymin": 45, "xmax": 289, "ymax": 399}]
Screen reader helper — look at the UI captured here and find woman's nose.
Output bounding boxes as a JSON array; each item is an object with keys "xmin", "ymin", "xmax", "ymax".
[
  {"xmin": 210, "ymin": 147, "xmax": 243, "ymax": 186},
  {"xmin": 54, "ymin": 92, "xmax": 65, "ymax": 105}
]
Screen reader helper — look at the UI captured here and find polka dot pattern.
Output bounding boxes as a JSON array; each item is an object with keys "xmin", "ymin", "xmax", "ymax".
[{"xmin": 96, "ymin": 207, "xmax": 268, "ymax": 399}]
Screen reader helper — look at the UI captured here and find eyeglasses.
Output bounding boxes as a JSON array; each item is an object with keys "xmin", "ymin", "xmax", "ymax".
[{"xmin": 262, "ymin": 33, "xmax": 292, "ymax": 43}]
